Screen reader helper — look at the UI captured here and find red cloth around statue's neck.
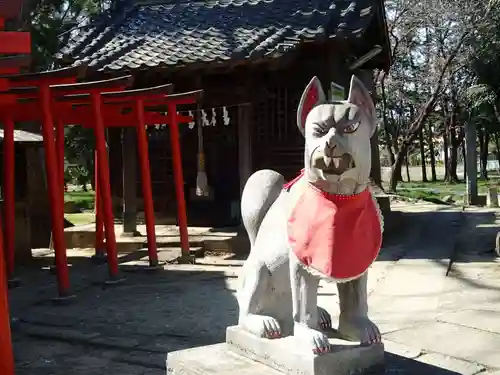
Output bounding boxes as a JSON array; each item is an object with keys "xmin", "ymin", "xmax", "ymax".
[{"xmin": 287, "ymin": 182, "xmax": 382, "ymax": 281}]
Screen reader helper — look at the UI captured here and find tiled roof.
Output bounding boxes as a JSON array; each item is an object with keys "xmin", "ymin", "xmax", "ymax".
[{"xmin": 57, "ymin": 0, "xmax": 377, "ymax": 72}]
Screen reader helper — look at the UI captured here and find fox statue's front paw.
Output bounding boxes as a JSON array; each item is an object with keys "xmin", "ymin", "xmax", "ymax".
[
  {"xmin": 338, "ymin": 315, "xmax": 381, "ymax": 345},
  {"xmin": 317, "ymin": 306, "xmax": 332, "ymax": 330},
  {"xmin": 294, "ymin": 322, "xmax": 331, "ymax": 354},
  {"xmin": 239, "ymin": 314, "xmax": 282, "ymax": 339}
]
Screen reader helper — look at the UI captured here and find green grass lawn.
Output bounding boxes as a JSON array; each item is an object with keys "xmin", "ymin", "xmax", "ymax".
[
  {"xmin": 64, "ymin": 190, "xmax": 95, "ymax": 210},
  {"xmin": 64, "ymin": 190, "xmax": 96, "ymax": 225},
  {"xmin": 65, "ymin": 212, "xmax": 95, "ymax": 225},
  {"xmin": 396, "ymin": 175, "xmax": 500, "ymax": 203}
]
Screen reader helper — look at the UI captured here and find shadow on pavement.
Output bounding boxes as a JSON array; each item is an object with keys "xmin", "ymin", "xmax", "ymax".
[
  {"xmin": 379, "ymin": 207, "xmax": 499, "ymax": 262},
  {"xmin": 382, "ymin": 352, "xmax": 463, "ymax": 374},
  {"xmin": 7, "ymin": 202, "xmax": 498, "ymax": 374},
  {"xmin": 9, "ymin": 266, "xmax": 238, "ymax": 375}
]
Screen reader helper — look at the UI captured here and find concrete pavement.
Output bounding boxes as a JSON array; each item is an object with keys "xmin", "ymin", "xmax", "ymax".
[{"xmin": 7, "ymin": 201, "xmax": 500, "ymax": 374}]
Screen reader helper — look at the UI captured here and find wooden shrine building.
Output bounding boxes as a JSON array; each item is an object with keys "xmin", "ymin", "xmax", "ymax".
[
  {"xmin": 57, "ymin": 0, "xmax": 391, "ymax": 228},
  {"xmin": 0, "ymin": 128, "xmax": 50, "ymax": 261}
]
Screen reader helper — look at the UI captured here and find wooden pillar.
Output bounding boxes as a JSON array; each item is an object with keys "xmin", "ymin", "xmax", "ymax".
[
  {"xmin": 40, "ymin": 84, "xmax": 71, "ymax": 297},
  {"xmin": 12, "ymin": 146, "xmax": 32, "ymax": 265},
  {"xmin": 94, "ymin": 150, "xmax": 105, "ymax": 258},
  {"xmin": 357, "ymin": 69, "xmax": 382, "ymax": 187},
  {"xmin": 134, "ymin": 99, "xmax": 158, "ymax": 266},
  {"xmin": 167, "ymin": 103, "xmax": 190, "ymax": 257},
  {"xmin": 121, "ymin": 127, "xmax": 138, "ymax": 235},
  {"xmin": 25, "ymin": 146, "xmax": 51, "ymax": 249},
  {"xmin": 238, "ymin": 103, "xmax": 253, "ymax": 194},
  {"xmin": 90, "ymin": 92, "xmax": 120, "ymax": 279},
  {"xmin": 2, "ymin": 116, "xmax": 15, "ymax": 279}
]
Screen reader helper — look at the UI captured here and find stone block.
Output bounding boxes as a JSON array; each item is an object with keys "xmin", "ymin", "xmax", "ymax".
[
  {"xmin": 375, "ymin": 195, "xmax": 391, "ymax": 213},
  {"xmin": 487, "ymin": 187, "xmax": 499, "ymax": 208},
  {"xmin": 473, "ymin": 195, "xmax": 487, "ymax": 207},
  {"xmin": 225, "ymin": 326, "xmax": 384, "ymax": 375}
]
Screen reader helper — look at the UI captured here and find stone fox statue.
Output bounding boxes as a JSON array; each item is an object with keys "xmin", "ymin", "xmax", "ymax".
[{"xmin": 237, "ymin": 75, "xmax": 383, "ymax": 354}]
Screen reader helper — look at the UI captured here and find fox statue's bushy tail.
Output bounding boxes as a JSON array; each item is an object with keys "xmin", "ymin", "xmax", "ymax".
[{"xmin": 240, "ymin": 169, "xmax": 284, "ymax": 248}]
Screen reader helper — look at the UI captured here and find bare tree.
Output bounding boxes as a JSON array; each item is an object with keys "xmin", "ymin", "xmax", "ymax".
[{"xmin": 377, "ymin": 0, "xmax": 499, "ymax": 191}]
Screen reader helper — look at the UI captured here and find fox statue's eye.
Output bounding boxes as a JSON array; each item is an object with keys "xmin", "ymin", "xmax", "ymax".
[
  {"xmin": 343, "ymin": 121, "xmax": 360, "ymax": 134},
  {"xmin": 313, "ymin": 123, "xmax": 329, "ymax": 138}
]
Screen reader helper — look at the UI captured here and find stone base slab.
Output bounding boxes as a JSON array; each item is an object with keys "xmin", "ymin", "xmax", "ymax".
[
  {"xmin": 166, "ymin": 326, "xmax": 384, "ymax": 375},
  {"xmin": 226, "ymin": 326, "xmax": 384, "ymax": 375}
]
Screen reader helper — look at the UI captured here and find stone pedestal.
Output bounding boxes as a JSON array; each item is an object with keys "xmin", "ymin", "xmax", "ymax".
[
  {"xmin": 487, "ymin": 187, "xmax": 499, "ymax": 208},
  {"xmin": 167, "ymin": 326, "xmax": 384, "ymax": 375}
]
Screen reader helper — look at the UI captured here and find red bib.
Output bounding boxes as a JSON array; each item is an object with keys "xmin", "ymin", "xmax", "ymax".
[{"xmin": 287, "ymin": 183, "xmax": 382, "ymax": 281}]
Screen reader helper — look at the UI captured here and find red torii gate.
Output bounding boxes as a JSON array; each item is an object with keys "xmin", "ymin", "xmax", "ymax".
[
  {"xmin": 0, "ymin": 73, "xmax": 203, "ymax": 374},
  {"xmin": 0, "ymin": 6, "xmax": 32, "ymax": 373},
  {"xmin": 49, "ymin": 85, "xmax": 201, "ymax": 271},
  {"xmin": 3, "ymin": 71, "xmax": 201, "ymax": 293},
  {"xmin": 0, "ymin": 8, "xmax": 202, "ymax": 374},
  {"xmin": 1, "ymin": 67, "xmax": 85, "ymax": 298}
]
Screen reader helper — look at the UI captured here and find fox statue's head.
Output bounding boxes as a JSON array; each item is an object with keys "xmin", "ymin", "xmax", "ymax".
[{"xmin": 297, "ymin": 75, "xmax": 376, "ymax": 195}]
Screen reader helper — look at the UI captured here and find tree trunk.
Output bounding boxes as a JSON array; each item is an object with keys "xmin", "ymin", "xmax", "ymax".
[
  {"xmin": 465, "ymin": 120, "xmax": 478, "ymax": 205},
  {"xmin": 389, "ymin": 144, "xmax": 408, "ymax": 191},
  {"xmin": 478, "ymin": 127, "xmax": 484, "ymax": 179},
  {"xmin": 370, "ymin": 133, "xmax": 383, "ymax": 187},
  {"xmin": 418, "ymin": 128, "xmax": 428, "ymax": 182},
  {"xmin": 443, "ymin": 125, "xmax": 449, "ymax": 180},
  {"xmin": 87, "ymin": 157, "xmax": 95, "ymax": 191},
  {"xmin": 478, "ymin": 127, "xmax": 489, "ymax": 180},
  {"xmin": 380, "ymin": 75, "xmax": 395, "ymax": 166},
  {"xmin": 484, "ymin": 131, "xmax": 490, "ymax": 179},
  {"xmin": 448, "ymin": 144, "xmax": 459, "ymax": 182},
  {"xmin": 386, "ymin": 144, "xmax": 395, "ymax": 168},
  {"xmin": 462, "ymin": 140, "xmax": 467, "ymax": 181},
  {"xmin": 427, "ymin": 124, "xmax": 437, "ymax": 181},
  {"xmin": 405, "ymin": 150, "xmax": 411, "ymax": 182},
  {"xmin": 495, "ymin": 133, "xmax": 500, "ymax": 172},
  {"xmin": 446, "ymin": 100, "xmax": 460, "ymax": 183}
]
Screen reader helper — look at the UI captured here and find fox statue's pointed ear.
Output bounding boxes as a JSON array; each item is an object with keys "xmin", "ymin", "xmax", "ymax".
[
  {"xmin": 297, "ymin": 76, "xmax": 326, "ymax": 136},
  {"xmin": 347, "ymin": 75, "xmax": 377, "ymax": 136}
]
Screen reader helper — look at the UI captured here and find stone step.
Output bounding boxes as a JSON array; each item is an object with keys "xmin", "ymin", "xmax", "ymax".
[{"xmin": 64, "ymin": 224, "xmax": 245, "ymax": 254}]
